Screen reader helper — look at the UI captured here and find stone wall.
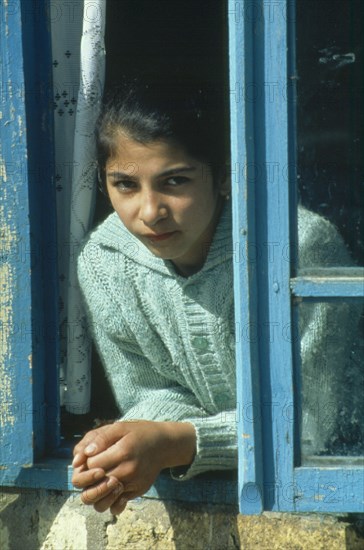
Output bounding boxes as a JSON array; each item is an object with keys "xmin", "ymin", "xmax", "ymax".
[{"xmin": 1, "ymin": 488, "xmax": 363, "ymax": 549}]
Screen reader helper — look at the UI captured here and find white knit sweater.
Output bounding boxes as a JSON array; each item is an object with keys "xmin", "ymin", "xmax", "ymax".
[{"xmin": 77, "ymin": 204, "xmax": 360, "ymax": 479}]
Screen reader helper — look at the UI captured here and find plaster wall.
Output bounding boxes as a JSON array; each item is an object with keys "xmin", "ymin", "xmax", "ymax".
[{"xmin": 1, "ymin": 488, "xmax": 363, "ymax": 550}]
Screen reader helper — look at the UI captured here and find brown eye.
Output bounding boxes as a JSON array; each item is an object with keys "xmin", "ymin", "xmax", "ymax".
[
  {"xmin": 113, "ymin": 180, "xmax": 136, "ymax": 191},
  {"xmin": 166, "ymin": 176, "xmax": 190, "ymax": 186}
]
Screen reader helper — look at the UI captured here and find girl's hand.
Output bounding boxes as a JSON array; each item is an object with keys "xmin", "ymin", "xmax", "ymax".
[
  {"xmin": 72, "ymin": 420, "xmax": 196, "ymax": 514},
  {"xmin": 72, "ymin": 423, "xmax": 123, "ymax": 513}
]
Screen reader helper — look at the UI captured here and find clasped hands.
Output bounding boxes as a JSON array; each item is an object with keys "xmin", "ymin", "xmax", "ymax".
[{"xmin": 71, "ymin": 419, "xmax": 196, "ymax": 515}]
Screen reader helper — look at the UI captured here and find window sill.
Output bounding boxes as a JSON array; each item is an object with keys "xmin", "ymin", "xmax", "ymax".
[{"xmin": 0, "ymin": 458, "xmax": 238, "ymax": 505}]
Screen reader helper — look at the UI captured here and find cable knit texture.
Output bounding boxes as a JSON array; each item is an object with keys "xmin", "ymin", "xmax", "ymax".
[{"xmin": 77, "ymin": 204, "xmax": 361, "ymax": 479}]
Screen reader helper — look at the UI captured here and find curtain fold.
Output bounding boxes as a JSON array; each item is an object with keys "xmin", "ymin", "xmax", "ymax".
[{"xmin": 51, "ymin": 0, "xmax": 106, "ymax": 414}]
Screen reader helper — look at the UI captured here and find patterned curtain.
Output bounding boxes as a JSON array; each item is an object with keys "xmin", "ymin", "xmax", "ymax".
[{"xmin": 51, "ymin": 0, "xmax": 106, "ymax": 413}]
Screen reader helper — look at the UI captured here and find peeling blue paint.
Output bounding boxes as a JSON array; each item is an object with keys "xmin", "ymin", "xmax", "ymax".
[
  {"xmin": 229, "ymin": 0, "xmax": 363, "ymax": 514},
  {"xmin": 0, "ymin": 0, "xmax": 60, "ymax": 482},
  {"xmin": 0, "ymin": 0, "xmax": 34, "ymax": 470}
]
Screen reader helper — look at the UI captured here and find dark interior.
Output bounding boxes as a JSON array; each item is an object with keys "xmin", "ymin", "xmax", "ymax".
[
  {"xmin": 296, "ymin": 0, "xmax": 363, "ymax": 264},
  {"xmin": 62, "ymin": 0, "xmax": 229, "ymax": 436},
  {"xmin": 62, "ymin": 0, "xmax": 363, "ymax": 438}
]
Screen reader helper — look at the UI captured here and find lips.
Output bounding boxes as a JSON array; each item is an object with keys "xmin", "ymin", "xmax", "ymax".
[{"xmin": 143, "ymin": 231, "xmax": 177, "ymax": 242}]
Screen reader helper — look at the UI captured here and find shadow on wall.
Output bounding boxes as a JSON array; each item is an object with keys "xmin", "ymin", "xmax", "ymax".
[
  {"xmin": 0, "ymin": 488, "xmax": 69, "ymax": 550},
  {"xmin": 1, "ymin": 488, "xmax": 364, "ymax": 549},
  {"xmin": 162, "ymin": 500, "xmax": 240, "ymax": 550}
]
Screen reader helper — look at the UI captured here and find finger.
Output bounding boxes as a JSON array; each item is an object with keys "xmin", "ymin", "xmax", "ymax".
[
  {"xmin": 73, "ymin": 426, "xmax": 112, "ymax": 465},
  {"xmin": 72, "ymin": 452, "xmax": 88, "ymax": 468},
  {"xmin": 72, "ymin": 467, "xmax": 105, "ymax": 489},
  {"xmin": 72, "ymin": 463, "xmax": 87, "ymax": 476},
  {"xmin": 110, "ymin": 495, "xmax": 128, "ymax": 515},
  {"xmin": 86, "ymin": 441, "xmax": 127, "ymax": 471},
  {"xmin": 81, "ymin": 476, "xmax": 123, "ymax": 505},
  {"xmin": 74, "ymin": 424, "xmax": 125, "ymax": 466},
  {"xmin": 108, "ymin": 489, "xmax": 141, "ymax": 515},
  {"xmin": 72, "ymin": 450, "xmax": 89, "ymax": 468},
  {"xmin": 73, "ymin": 429, "xmax": 101, "ymax": 459},
  {"xmin": 93, "ymin": 484, "xmax": 125, "ymax": 513},
  {"xmin": 73, "ymin": 439, "xmax": 96, "ymax": 468}
]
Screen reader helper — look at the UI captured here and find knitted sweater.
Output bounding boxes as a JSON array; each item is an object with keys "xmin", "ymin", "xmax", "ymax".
[{"xmin": 77, "ymin": 204, "xmax": 359, "ymax": 479}]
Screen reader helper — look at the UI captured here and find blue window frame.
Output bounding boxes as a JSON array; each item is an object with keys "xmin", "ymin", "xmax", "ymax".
[
  {"xmin": 1, "ymin": 0, "xmax": 363, "ymax": 513},
  {"xmin": 229, "ymin": 0, "xmax": 364, "ymax": 513},
  {"xmin": 0, "ymin": 0, "xmax": 236, "ymax": 505},
  {"xmin": 0, "ymin": 0, "xmax": 64, "ymax": 490}
]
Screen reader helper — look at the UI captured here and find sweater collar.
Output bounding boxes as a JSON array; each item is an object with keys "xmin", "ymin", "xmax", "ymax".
[{"xmin": 94, "ymin": 202, "xmax": 233, "ymax": 277}]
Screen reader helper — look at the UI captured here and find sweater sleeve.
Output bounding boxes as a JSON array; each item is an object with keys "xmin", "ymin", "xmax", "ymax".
[
  {"xmin": 99, "ymin": 326, "xmax": 237, "ymax": 480},
  {"xmin": 77, "ymin": 247, "xmax": 237, "ymax": 480}
]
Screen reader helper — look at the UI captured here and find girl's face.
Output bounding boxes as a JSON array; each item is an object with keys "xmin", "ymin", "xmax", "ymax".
[{"xmin": 105, "ymin": 132, "xmax": 226, "ymax": 276}]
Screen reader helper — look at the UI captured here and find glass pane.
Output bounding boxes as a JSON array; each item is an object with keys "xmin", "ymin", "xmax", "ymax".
[
  {"xmin": 296, "ymin": 300, "xmax": 364, "ymax": 464},
  {"xmin": 295, "ymin": 0, "xmax": 363, "ymax": 268}
]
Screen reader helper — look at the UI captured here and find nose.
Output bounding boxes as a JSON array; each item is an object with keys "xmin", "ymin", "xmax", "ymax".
[{"xmin": 139, "ymin": 189, "xmax": 168, "ymax": 227}]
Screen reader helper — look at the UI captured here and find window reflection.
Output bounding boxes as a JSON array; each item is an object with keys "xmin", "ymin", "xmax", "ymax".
[
  {"xmin": 297, "ymin": 300, "xmax": 363, "ymax": 463},
  {"xmin": 296, "ymin": 0, "xmax": 363, "ymax": 266}
]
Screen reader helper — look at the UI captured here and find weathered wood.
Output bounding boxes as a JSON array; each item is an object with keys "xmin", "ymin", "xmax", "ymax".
[
  {"xmin": 0, "ymin": 0, "xmax": 58, "ymax": 483},
  {"xmin": 229, "ymin": 0, "xmax": 264, "ymax": 514},
  {"xmin": 0, "ymin": 0, "xmax": 35, "ymax": 472},
  {"xmin": 291, "ymin": 276, "xmax": 364, "ymax": 298}
]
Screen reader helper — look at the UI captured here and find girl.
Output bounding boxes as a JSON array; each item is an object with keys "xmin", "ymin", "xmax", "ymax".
[{"xmin": 71, "ymin": 78, "xmax": 361, "ymax": 515}]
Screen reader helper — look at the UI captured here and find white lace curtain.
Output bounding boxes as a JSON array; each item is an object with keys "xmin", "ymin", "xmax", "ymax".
[{"xmin": 51, "ymin": 0, "xmax": 106, "ymax": 413}]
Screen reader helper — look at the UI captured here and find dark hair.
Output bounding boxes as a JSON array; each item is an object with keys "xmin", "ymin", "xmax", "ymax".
[{"xmin": 96, "ymin": 76, "xmax": 228, "ymax": 192}]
